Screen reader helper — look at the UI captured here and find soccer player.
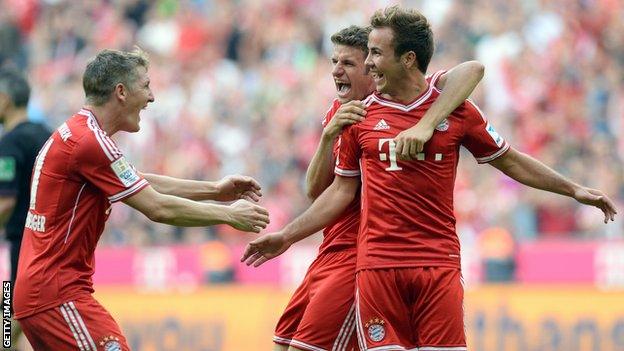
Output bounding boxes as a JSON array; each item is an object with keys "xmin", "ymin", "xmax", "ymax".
[
  {"xmin": 0, "ymin": 67, "xmax": 51, "ymax": 350},
  {"xmin": 244, "ymin": 6, "xmax": 617, "ymax": 351},
  {"xmin": 13, "ymin": 48, "xmax": 270, "ymax": 350},
  {"xmin": 254, "ymin": 25, "xmax": 485, "ymax": 351}
]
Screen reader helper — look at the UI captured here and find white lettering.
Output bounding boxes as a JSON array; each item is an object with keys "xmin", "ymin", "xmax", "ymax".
[
  {"xmin": 30, "ymin": 139, "xmax": 54, "ymax": 210},
  {"xmin": 25, "ymin": 212, "xmax": 46, "ymax": 232},
  {"xmin": 57, "ymin": 123, "xmax": 72, "ymax": 142},
  {"xmin": 378, "ymin": 138, "xmax": 402, "ymax": 171}
]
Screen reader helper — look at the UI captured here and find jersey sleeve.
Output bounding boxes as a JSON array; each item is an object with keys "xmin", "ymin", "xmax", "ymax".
[
  {"xmin": 461, "ymin": 100, "xmax": 510, "ymax": 163},
  {"xmin": 321, "ymin": 99, "xmax": 341, "ymax": 128},
  {"xmin": 427, "ymin": 70, "xmax": 447, "ymax": 90},
  {"xmin": 334, "ymin": 125, "xmax": 361, "ymax": 177},
  {"xmin": 0, "ymin": 140, "xmax": 23, "ymax": 197},
  {"xmin": 74, "ymin": 134, "xmax": 149, "ymax": 202}
]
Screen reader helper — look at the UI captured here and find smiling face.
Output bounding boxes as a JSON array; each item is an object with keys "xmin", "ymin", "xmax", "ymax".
[
  {"xmin": 331, "ymin": 44, "xmax": 374, "ymax": 103},
  {"xmin": 365, "ymin": 27, "xmax": 406, "ymax": 96},
  {"xmin": 119, "ymin": 66, "xmax": 154, "ymax": 133}
]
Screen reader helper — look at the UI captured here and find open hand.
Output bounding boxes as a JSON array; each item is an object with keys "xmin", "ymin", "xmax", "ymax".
[
  {"xmin": 574, "ymin": 187, "xmax": 617, "ymax": 223},
  {"xmin": 215, "ymin": 175, "xmax": 263, "ymax": 202},
  {"xmin": 228, "ymin": 199, "xmax": 270, "ymax": 233},
  {"xmin": 241, "ymin": 232, "xmax": 291, "ymax": 267},
  {"xmin": 324, "ymin": 101, "xmax": 367, "ymax": 139}
]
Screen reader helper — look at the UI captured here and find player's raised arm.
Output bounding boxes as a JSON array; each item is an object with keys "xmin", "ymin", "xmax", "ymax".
[
  {"xmin": 394, "ymin": 61, "xmax": 485, "ymax": 160},
  {"xmin": 489, "ymin": 147, "xmax": 617, "ymax": 223},
  {"xmin": 242, "ymin": 175, "xmax": 360, "ymax": 266},
  {"xmin": 305, "ymin": 101, "xmax": 366, "ymax": 200},
  {"xmin": 123, "ymin": 185, "xmax": 270, "ymax": 232},
  {"xmin": 142, "ymin": 173, "xmax": 262, "ymax": 202}
]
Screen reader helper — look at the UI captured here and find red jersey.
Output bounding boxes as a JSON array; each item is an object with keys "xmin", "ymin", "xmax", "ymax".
[
  {"xmin": 14, "ymin": 108, "xmax": 149, "ymax": 319},
  {"xmin": 335, "ymin": 71, "xmax": 509, "ymax": 270},
  {"xmin": 316, "ymin": 99, "xmax": 359, "ymax": 255}
]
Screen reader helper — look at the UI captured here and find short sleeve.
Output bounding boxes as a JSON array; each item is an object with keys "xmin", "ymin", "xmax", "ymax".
[
  {"xmin": 321, "ymin": 99, "xmax": 341, "ymax": 128},
  {"xmin": 74, "ymin": 134, "xmax": 149, "ymax": 202},
  {"xmin": 461, "ymin": 100, "xmax": 510, "ymax": 163},
  {"xmin": 334, "ymin": 125, "xmax": 361, "ymax": 177},
  {"xmin": 0, "ymin": 140, "xmax": 22, "ymax": 196}
]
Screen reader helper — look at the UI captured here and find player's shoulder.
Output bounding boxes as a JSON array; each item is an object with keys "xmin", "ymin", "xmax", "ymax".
[
  {"xmin": 425, "ymin": 69, "xmax": 447, "ymax": 87},
  {"xmin": 70, "ymin": 111, "xmax": 123, "ymax": 162},
  {"xmin": 322, "ymin": 98, "xmax": 342, "ymax": 126}
]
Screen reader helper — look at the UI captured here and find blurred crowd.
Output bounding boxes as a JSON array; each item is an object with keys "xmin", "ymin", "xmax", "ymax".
[{"xmin": 1, "ymin": 0, "xmax": 623, "ymax": 275}]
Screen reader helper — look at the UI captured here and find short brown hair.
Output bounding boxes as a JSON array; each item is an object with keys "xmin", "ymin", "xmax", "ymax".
[
  {"xmin": 370, "ymin": 6, "xmax": 434, "ymax": 73},
  {"xmin": 83, "ymin": 47, "xmax": 149, "ymax": 106},
  {"xmin": 330, "ymin": 25, "xmax": 371, "ymax": 56}
]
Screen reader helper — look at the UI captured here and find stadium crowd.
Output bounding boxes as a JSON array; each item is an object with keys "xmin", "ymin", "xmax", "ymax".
[{"xmin": 1, "ymin": 0, "xmax": 623, "ymax": 279}]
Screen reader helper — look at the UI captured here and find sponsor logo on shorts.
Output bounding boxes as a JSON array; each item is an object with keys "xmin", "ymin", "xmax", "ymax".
[
  {"xmin": 365, "ymin": 318, "xmax": 386, "ymax": 342},
  {"xmin": 99, "ymin": 335, "xmax": 121, "ymax": 351}
]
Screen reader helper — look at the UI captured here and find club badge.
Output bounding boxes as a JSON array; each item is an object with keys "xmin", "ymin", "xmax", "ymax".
[
  {"xmin": 99, "ymin": 335, "xmax": 122, "ymax": 351},
  {"xmin": 435, "ymin": 119, "xmax": 449, "ymax": 132},
  {"xmin": 365, "ymin": 318, "xmax": 386, "ymax": 342}
]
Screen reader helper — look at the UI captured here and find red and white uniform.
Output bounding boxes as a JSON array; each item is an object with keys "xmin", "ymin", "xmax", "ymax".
[
  {"xmin": 335, "ymin": 71, "xmax": 509, "ymax": 350},
  {"xmin": 274, "ymin": 99, "xmax": 360, "ymax": 351},
  {"xmin": 14, "ymin": 108, "xmax": 148, "ymax": 350}
]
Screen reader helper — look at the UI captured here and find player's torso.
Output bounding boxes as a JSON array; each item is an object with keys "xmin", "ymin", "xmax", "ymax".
[
  {"xmin": 354, "ymin": 90, "xmax": 464, "ymax": 269},
  {"xmin": 21, "ymin": 115, "xmax": 111, "ymax": 285}
]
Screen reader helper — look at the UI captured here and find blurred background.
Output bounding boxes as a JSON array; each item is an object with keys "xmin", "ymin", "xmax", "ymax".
[{"xmin": 1, "ymin": 0, "xmax": 624, "ymax": 350}]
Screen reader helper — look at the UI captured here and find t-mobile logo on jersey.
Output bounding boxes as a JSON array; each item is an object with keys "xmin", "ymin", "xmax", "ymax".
[
  {"xmin": 378, "ymin": 138, "xmax": 443, "ymax": 171},
  {"xmin": 378, "ymin": 138, "xmax": 403, "ymax": 171}
]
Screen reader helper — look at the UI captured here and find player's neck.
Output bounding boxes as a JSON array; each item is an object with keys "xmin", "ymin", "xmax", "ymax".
[
  {"xmin": 83, "ymin": 104, "xmax": 121, "ymax": 136},
  {"xmin": 2, "ymin": 108, "xmax": 28, "ymax": 132},
  {"xmin": 381, "ymin": 73, "xmax": 428, "ymax": 105}
]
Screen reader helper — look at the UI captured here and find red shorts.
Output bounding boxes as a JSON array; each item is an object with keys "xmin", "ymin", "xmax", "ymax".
[
  {"xmin": 17, "ymin": 295, "xmax": 129, "ymax": 351},
  {"xmin": 355, "ymin": 267, "xmax": 466, "ymax": 351},
  {"xmin": 274, "ymin": 249, "xmax": 358, "ymax": 351}
]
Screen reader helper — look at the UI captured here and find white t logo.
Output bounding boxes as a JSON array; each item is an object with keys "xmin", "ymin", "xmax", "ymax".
[{"xmin": 378, "ymin": 138, "xmax": 402, "ymax": 171}]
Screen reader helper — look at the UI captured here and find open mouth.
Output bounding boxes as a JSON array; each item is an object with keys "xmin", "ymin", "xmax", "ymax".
[{"xmin": 335, "ymin": 82, "xmax": 351, "ymax": 96}]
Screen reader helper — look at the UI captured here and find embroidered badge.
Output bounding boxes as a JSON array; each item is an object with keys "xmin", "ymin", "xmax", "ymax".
[
  {"xmin": 365, "ymin": 318, "xmax": 386, "ymax": 342},
  {"xmin": 99, "ymin": 335, "xmax": 122, "ymax": 351}
]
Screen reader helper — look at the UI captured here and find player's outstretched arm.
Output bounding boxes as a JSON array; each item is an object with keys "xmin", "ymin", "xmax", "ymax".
[
  {"xmin": 242, "ymin": 175, "xmax": 360, "ymax": 266},
  {"xmin": 305, "ymin": 101, "xmax": 366, "ymax": 200},
  {"xmin": 395, "ymin": 60, "xmax": 484, "ymax": 160},
  {"xmin": 489, "ymin": 147, "xmax": 617, "ymax": 223},
  {"xmin": 123, "ymin": 186, "xmax": 270, "ymax": 232},
  {"xmin": 142, "ymin": 173, "xmax": 262, "ymax": 202}
]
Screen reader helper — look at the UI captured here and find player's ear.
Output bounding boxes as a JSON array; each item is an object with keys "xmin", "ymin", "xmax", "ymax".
[
  {"xmin": 114, "ymin": 83, "xmax": 127, "ymax": 102},
  {"xmin": 402, "ymin": 51, "xmax": 417, "ymax": 69}
]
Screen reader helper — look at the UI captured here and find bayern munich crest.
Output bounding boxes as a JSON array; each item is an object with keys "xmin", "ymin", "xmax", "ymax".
[
  {"xmin": 435, "ymin": 119, "xmax": 449, "ymax": 131},
  {"xmin": 365, "ymin": 318, "xmax": 386, "ymax": 342},
  {"xmin": 99, "ymin": 335, "xmax": 122, "ymax": 351}
]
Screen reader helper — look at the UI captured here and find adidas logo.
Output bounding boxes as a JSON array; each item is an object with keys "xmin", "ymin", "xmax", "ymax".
[{"xmin": 373, "ymin": 119, "xmax": 390, "ymax": 130}]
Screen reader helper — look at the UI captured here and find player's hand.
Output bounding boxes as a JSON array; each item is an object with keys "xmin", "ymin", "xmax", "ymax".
[
  {"xmin": 573, "ymin": 187, "xmax": 617, "ymax": 223},
  {"xmin": 241, "ymin": 232, "xmax": 291, "ymax": 267},
  {"xmin": 323, "ymin": 101, "xmax": 367, "ymax": 140},
  {"xmin": 394, "ymin": 121, "xmax": 436, "ymax": 160},
  {"xmin": 214, "ymin": 175, "xmax": 263, "ymax": 202},
  {"xmin": 227, "ymin": 199, "xmax": 270, "ymax": 232}
]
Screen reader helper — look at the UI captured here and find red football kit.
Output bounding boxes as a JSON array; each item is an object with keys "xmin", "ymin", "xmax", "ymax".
[
  {"xmin": 335, "ymin": 71, "xmax": 509, "ymax": 350},
  {"xmin": 274, "ymin": 99, "xmax": 360, "ymax": 351},
  {"xmin": 14, "ymin": 108, "xmax": 149, "ymax": 350}
]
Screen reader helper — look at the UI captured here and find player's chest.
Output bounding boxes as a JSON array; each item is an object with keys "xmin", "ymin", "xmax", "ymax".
[{"xmin": 358, "ymin": 113, "xmax": 463, "ymax": 167}]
